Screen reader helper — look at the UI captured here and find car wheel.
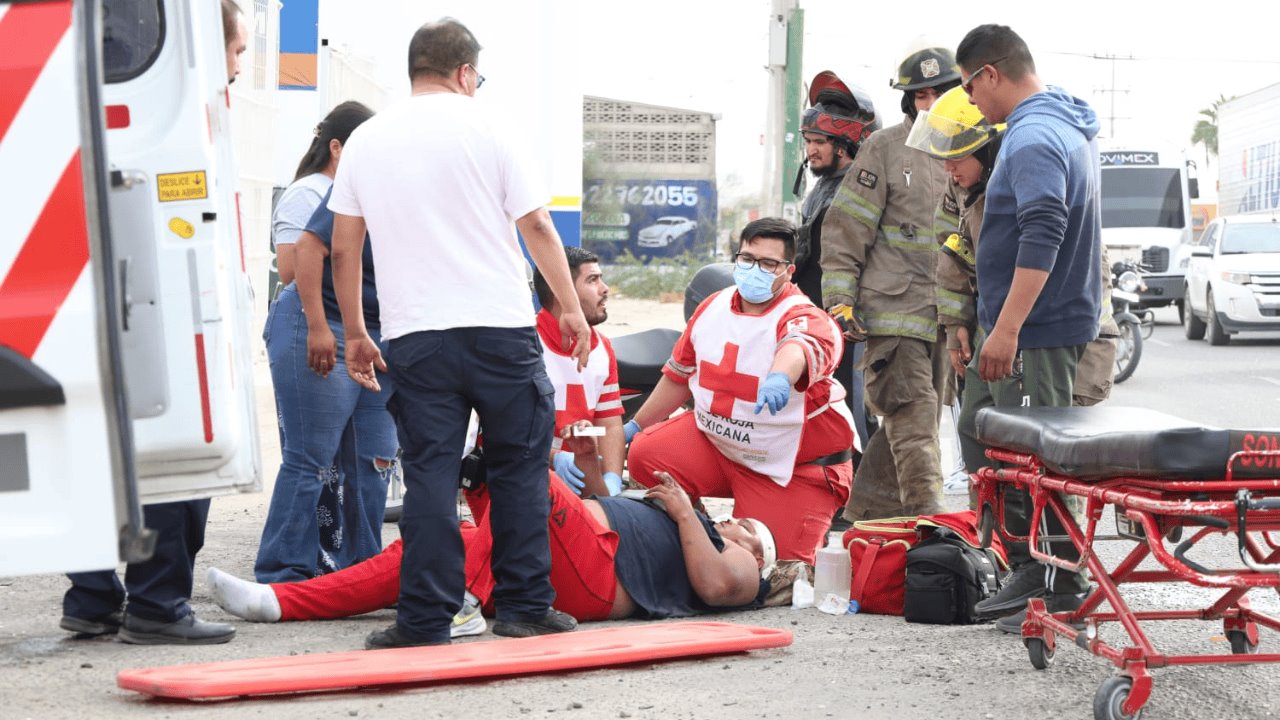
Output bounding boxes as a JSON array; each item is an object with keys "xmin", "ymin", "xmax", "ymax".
[
  {"xmin": 1206, "ymin": 291, "xmax": 1230, "ymax": 346},
  {"xmin": 1182, "ymin": 285, "xmax": 1206, "ymax": 340}
]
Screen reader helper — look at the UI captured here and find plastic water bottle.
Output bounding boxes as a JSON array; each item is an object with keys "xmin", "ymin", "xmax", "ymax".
[{"xmin": 813, "ymin": 533, "xmax": 851, "ymax": 615}]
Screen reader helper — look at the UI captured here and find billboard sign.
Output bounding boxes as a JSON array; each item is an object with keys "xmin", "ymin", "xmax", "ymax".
[{"xmin": 582, "ymin": 179, "xmax": 716, "ymax": 260}]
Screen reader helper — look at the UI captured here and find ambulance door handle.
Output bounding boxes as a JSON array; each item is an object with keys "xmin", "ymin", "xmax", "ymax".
[
  {"xmin": 119, "ymin": 257, "xmax": 132, "ymax": 331},
  {"xmin": 110, "ymin": 169, "xmax": 147, "ymax": 190}
]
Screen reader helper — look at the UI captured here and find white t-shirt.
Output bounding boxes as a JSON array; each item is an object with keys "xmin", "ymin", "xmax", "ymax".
[
  {"xmin": 327, "ymin": 93, "xmax": 548, "ymax": 339},
  {"xmin": 271, "ymin": 172, "xmax": 332, "ymax": 248}
]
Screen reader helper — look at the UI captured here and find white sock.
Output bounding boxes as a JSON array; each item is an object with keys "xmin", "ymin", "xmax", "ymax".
[{"xmin": 207, "ymin": 567, "xmax": 282, "ymax": 622}]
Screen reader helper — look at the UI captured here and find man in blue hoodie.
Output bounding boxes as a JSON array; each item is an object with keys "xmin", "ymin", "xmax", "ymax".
[{"xmin": 952, "ymin": 24, "xmax": 1102, "ymax": 628}]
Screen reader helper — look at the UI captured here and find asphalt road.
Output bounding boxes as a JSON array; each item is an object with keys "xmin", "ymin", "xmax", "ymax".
[{"xmin": 2, "ymin": 305, "xmax": 1279, "ymax": 720}]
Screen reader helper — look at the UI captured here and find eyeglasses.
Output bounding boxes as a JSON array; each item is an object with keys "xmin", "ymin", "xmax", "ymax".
[
  {"xmin": 464, "ymin": 63, "xmax": 486, "ymax": 89},
  {"xmin": 960, "ymin": 56, "xmax": 1006, "ymax": 95},
  {"xmin": 734, "ymin": 252, "xmax": 791, "ymax": 275}
]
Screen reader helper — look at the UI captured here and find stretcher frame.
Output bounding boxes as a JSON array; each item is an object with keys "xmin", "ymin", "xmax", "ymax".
[{"xmin": 975, "ymin": 446, "xmax": 1280, "ymax": 720}]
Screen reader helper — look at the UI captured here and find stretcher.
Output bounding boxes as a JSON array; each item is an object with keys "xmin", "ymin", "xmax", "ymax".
[
  {"xmin": 973, "ymin": 406, "xmax": 1280, "ymax": 720},
  {"xmin": 116, "ymin": 621, "xmax": 792, "ymax": 700}
]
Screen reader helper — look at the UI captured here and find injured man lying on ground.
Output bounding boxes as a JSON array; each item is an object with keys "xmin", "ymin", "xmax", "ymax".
[{"xmin": 210, "ymin": 471, "xmax": 801, "ymax": 636}]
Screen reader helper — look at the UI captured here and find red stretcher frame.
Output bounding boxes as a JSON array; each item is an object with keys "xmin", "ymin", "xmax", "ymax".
[
  {"xmin": 975, "ymin": 447, "xmax": 1280, "ymax": 720},
  {"xmin": 116, "ymin": 621, "xmax": 793, "ymax": 701}
]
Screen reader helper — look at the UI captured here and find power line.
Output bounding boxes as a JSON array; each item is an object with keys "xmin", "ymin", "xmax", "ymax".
[{"xmin": 1047, "ymin": 49, "xmax": 1280, "ymax": 65}]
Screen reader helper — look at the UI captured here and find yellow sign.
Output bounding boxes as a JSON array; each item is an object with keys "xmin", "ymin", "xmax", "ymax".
[
  {"xmin": 156, "ymin": 171, "xmax": 208, "ymax": 202},
  {"xmin": 168, "ymin": 217, "xmax": 195, "ymax": 239}
]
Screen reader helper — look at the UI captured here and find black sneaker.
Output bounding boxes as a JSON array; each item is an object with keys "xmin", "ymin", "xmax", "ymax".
[
  {"xmin": 973, "ymin": 562, "xmax": 1046, "ymax": 618},
  {"xmin": 118, "ymin": 613, "xmax": 235, "ymax": 645},
  {"xmin": 364, "ymin": 623, "xmax": 450, "ymax": 650},
  {"xmin": 492, "ymin": 609, "xmax": 577, "ymax": 638},
  {"xmin": 60, "ymin": 612, "xmax": 123, "ymax": 637},
  {"xmin": 996, "ymin": 590, "xmax": 1089, "ymax": 634}
]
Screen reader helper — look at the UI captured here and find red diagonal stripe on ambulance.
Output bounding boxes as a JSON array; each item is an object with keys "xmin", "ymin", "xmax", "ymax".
[
  {"xmin": 0, "ymin": 152, "xmax": 90, "ymax": 358},
  {"xmin": 0, "ymin": 1, "xmax": 71, "ymax": 145}
]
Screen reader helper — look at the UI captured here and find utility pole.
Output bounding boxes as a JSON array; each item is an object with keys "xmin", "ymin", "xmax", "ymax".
[
  {"xmin": 763, "ymin": 0, "xmax": 803, "ymax": 220},
  {"xmin": 1092, "ymin": 52, "xmax": 1135, "ymax": 139}
]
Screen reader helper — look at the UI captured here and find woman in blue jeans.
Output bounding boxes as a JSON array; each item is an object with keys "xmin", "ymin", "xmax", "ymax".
[{"xmin": 257, "ymin": 102, "xmax": 396, "ymax": 582}]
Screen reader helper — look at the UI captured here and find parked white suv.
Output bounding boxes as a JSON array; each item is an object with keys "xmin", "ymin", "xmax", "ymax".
[{"xmin": 1183, "ymin": 212, "xmax": 1280, "ymax": 345}]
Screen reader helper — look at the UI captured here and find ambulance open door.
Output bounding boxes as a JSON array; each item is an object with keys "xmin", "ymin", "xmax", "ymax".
[
  {"xmin": 102, "ymin": 0, "xmax": 261, "ymax": 502},
  {"xmin": 0, "ymin": 0, "xmax": 150, "ymax": 576}
]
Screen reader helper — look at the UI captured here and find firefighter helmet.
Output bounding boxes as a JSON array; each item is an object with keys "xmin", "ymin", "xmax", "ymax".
[
  {"xmin": 905, "ymin": 86, "xmax": 1004, "ymax": 160},
  {"xmin": 801, "ymin": 70, "xmax": 879, "ymax": 153},
  {"xmin": 892, "ymin": 46, "xmax": 961, "ymax": 91}
]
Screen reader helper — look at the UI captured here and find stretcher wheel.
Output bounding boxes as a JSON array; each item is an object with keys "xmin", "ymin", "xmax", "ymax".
[
  {"xmin": 1025, "ymin": 637, "xmax": 1054, "ymax": 670},
  {"xmin": 979, "ymin": 504, "xmax": 995, "ymax": 550},
  {"xmin": 1227, "ymin": 629, "xmax": 1259, "ymax": 655},
  {"xmin": 1093, "ymin": 676, "xmax": 1142, "ymax": 720}
]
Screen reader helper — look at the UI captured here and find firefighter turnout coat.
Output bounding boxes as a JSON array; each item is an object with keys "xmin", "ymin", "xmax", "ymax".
[{"xmin": 819, "ymin": 116, "xmax": 949, "ymax": 342}]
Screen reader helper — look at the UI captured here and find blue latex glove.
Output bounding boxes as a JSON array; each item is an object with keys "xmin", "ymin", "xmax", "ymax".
[
  {"xmin": 603, "ymin": 471, "xmax": 624, "ymax": 496},
  {"xmin": 553, "ymin": 451, "xmax": 585, "ymax": 492},
  {"xmin": 623, "ymin": 419, "xmax": 641, "ymax": 444},
  {"xmin": 753, "ymin": 372, "xmax": 792, "ymax": 416}
]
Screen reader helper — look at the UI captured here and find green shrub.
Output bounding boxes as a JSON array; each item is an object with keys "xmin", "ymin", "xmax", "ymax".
[{"xmin": 605, "ymin": 251, "xmax": 709, "ymax": 300}]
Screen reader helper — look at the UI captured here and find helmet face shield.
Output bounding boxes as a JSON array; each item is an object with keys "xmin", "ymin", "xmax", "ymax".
[
  {"xmin": 905, "ymin": 85, "xmax": 1004, "ymax": 160},
  {"xmin": 906, "ymin": 109, "xmax": 992, "ymax": 159},
  {"xmin": 801, "ymin": 101, "xmax": 878, "ymax": 150}
]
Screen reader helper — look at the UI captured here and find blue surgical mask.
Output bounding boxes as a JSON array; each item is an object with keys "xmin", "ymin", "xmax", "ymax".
[{"xmin": 733, "ymin": 265, "xmax": 781, "ymax": 304}]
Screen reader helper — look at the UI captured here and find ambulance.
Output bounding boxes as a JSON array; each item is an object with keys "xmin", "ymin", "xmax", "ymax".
[{"xmin": 0, "ymin": 0, "xmax": 259, "ymax": 576}]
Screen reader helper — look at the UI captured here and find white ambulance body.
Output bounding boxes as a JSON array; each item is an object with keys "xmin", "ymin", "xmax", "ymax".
[{"xmin": 0, "ymin": 0, "xmax": 259, "ymax": 576}]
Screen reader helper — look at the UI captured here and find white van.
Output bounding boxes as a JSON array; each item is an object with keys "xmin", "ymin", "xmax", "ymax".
[{"xmin": 1099, "ymin": 143, "xmax": 1199, "ymax": 316}]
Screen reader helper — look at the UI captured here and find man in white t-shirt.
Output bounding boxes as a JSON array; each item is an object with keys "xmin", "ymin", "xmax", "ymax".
[{"xmin": 328, "ymin": 17, "xmax": 590, "ymax": 650}]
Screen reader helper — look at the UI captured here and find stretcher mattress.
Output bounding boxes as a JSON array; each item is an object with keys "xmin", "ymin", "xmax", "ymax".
[
  {"xmin": 116, "ymin": 621, "xmax": 792, "ymax": 700},
  {"xmin": 974, "ymin": 406, "xmax": 1280, "ymax": 480}
]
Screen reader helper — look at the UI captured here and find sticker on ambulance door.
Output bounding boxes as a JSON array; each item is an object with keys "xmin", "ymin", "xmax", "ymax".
[{"xmin": 156, "ymin": 171, "xmax": 208, "ymax": 202}]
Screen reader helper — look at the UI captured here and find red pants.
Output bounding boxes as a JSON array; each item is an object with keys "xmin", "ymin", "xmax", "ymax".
[
  {"xmin": 628, "ymin": 412, "xmax": 851, "ymax": 564},
  {"xmin": 273, "ymin": 476, "xmax": 619, "ymax": 622}
]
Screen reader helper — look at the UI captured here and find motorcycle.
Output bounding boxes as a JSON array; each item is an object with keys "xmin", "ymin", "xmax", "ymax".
[{"xmin": 1111, "ymin": 260, "xmax": 1147, "ymax": 383}]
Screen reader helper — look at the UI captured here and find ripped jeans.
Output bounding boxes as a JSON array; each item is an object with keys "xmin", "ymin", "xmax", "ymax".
[{"xmin": 255, "ymin": 284, "xmax": 398, "ymax": 583}]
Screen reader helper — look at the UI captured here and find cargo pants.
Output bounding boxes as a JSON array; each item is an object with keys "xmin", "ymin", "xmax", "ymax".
[{"xmin": 956, "ymin": 331, "xmax": 1090, "ymax": 595}]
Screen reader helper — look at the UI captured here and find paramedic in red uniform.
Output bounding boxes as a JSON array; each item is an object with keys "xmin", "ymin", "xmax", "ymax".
[
  {"xmin": 538, "ymin": 247, "xmax": 627, "ymax": 498},
  {"xmin": 625, "ymin": 218, "xmax": 855, "ymax": 564}
]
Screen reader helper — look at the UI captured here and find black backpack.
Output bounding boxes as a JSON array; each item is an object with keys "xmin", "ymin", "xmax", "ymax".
[{"xmin": 903, "ymin": 527, "xmax": 1003, "ymax": 624}]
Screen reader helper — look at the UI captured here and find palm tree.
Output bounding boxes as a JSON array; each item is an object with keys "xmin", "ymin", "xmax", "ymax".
[{"xmin": 1190, "ymin": 94, "xmax": 1232, "ymax": 157}]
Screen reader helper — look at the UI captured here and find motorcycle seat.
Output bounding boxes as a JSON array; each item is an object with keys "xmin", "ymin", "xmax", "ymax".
[
  {"xmin": 974, "ymin": 406, "xmax": 1280, "ymax": 480},
  {"xmin": 610, "ymin": 327, "xmax": 681, "ymax": 390}
]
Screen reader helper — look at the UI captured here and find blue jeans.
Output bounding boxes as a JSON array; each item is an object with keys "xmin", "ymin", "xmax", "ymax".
[
  {"xmin": 256, "ymin": 284, "xmax": 398, "ymax": 582},
  {"xmin": 387, "ymin": 326, "xmax": 556, "ymax": 642}
]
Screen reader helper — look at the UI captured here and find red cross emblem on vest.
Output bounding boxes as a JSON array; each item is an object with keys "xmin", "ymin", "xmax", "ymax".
[
  {"xmin": 555, "ymin": 383, "xmax": 591, "ymax": 433},
  {"xmin": 699, "ymin": 342, "xmax": 759, "ymax": 417}
]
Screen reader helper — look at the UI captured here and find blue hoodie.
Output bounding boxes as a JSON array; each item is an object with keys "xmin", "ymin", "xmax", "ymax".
[{"xmin": 977, "ymin": 86, "xmax": 1102, "ymax": 349}]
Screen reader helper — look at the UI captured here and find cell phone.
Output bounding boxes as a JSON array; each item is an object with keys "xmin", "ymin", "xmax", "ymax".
[{"xmin": 570, "ymin": 425, "xmax": 606, "ymax": 437}]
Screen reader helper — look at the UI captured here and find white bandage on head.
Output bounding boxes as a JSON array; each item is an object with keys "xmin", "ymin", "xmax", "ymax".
[{"xmin": 744, "ymin": 518, "xmax": 778, "ymax": 579}]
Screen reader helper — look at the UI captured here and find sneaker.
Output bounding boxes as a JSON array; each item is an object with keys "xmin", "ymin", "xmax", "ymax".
[
  {"xmin": 996, "ymin": 590, "xmax": 1089, "ymax": 634},
  {"xmin": 60, "ymin": 612, "xmax": 123, "ymax": 637},
  {"xmin": 943, "ymin": 469, "xmax": 970, "ymax": 495},
  {"xmin": 365, "ymin": 623, "xmax": 450, "ymax": 650},
  {"xmin": 451, "ymin": 595, "xmax": 486, "ymax": 638},
  {"xmin": 492, "ymin": 608, "xmax": 577, "ymax": 638},
  {"xmin": 118, "ymin": 613, "xmax": 236, "ymax": 645},
  {"xmin": 973, "ymin": 562, "xmax": 1046, "ymax": 618}
]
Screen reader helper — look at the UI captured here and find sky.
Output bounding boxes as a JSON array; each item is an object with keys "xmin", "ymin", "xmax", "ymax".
[{"xmin": 319, "ymin": 1, "xmax": 1280, "ymax": 203}]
